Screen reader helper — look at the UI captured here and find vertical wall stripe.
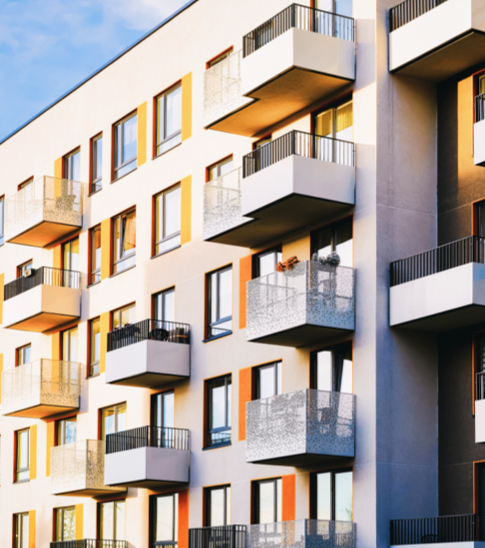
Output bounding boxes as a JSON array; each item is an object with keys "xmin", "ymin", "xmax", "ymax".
[
  {"xmin": 282, "ymin": 474, "xmax": 296, "ymax": 521},
  {"xmin": 0, "ymin": 272, "xmax": 4, "ymax": 325},
  {"xmin": 54, "ymin": 157, "xmax": 63, "ymax": 179},
  {"xmin": 53, "ymin": 245, "xmax": 61, "ymax": 269},
  {"xmin": 51, "ymin": 333, "xmax": 60, "ymax": 360},
  {"xmin": 0, "ymin": 353, "xmax": 3, "ymax": 405},
  {"xmin": 180, "ymin": 176, "xmax": 192, "ymax": 245},
  {"xmin": 178, "ymin": 490, "xmax": 189, "ymax": 548},
  {"xmin": 101, "ymin": 218, "xmax": 111, "ymax": 280},
  {"xmin": 238, "ymin": 367, "xmax": 252, "ymax": 441},
  {"xmin": 30, "ymin": 425, "xmax": 37, "ymax": 480},
  {"xmin": 282, "ymin": 236, "xmax": 311, "ymax": 262},
  {"xmin": 28, "ymin": 510, "xmax": 36, "ymax": 548},
  {"xmin": 46, "ymin": 422, "xmax": 55, "ymax": 477},
  {"xmin": 75, "ymin": 504, "xmax": 83, "ymax": 540},
  {"xmin": 137, "ymin": 102, "xmax": 147, "ymax": 167},
  {"xmin": 181, "ymin": 73, "xmax": 192, "ymax": 141},
  {"xmin": 100, "ymin": 312, "xmax": 110, "ymax": 374},
  {"xmin": 239, "ymin": 256, "xmax": 252, "ymax": 330}
]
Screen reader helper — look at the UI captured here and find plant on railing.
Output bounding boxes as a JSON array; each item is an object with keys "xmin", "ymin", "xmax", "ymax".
[
  {"xmin": 312, "ymin": 252, "xmax": 341, "ymax": 267},
  {"xmin": 276, "ymin": 256, "xmax": 300, "ymax": 272}
]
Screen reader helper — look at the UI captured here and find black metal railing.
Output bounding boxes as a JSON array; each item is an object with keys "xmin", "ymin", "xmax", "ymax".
[
  {"xmin": 390, "ymin": 236, "xmax": 485, "ymax": 287},
  {"xmin": 50, "ymin": 541, "xmax": 128, "ymax": 548},
  {"xmin": 390, "ymin": 514, "xmax": 485, "ymax": 545},
  {"xmin": 478, "ymin": 372, "xmax": 485, "ymax": 401},
  {"xmin": 107, "ymin": 319, "xmax": 190, "ymax": 351},
  {"xmin": 243, "ymin": 3, "xmax": 354, "ymax": 57},
  {"xmin": 242, "ymin": 130, "xmax": 354, "ymax": 178},
  {"xmin": 4, "ymin": 266, "xmax": 81, "ymax": 301},
  {"xmin": 390, "ymin": 0, "xmax": 449, "ymax": 31},
  {"xmin": 106, "ymin": 426, "xmax": 190, "ymax": 454},
  {"xmin": 476, "ymin": 93, "xmax": 485, "ymax": 123},
  {"xmin": 189, "ymin": 526, "xmax": 247, "ymax": 548}
]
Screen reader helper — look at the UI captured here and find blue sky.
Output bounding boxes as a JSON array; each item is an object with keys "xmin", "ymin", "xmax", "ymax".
[{"xmin": 0, "ymin": 0, "xmax": 187, "ymax": 140}]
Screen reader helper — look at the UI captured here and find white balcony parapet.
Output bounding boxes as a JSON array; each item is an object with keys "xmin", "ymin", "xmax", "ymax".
[
  {"xmin": 246, "ymin": 389, "xmax": 355, "ymax": 465},
  {"xmin": 1, "ymin": 359, "xmax": 81, "ymax": 418}
]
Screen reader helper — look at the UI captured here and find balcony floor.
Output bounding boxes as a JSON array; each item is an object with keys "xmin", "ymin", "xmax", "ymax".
[
  {"xmin": 4, "ymin": 403, "xmax": 78, "ymax": 419},
  {"xmin": 8, "ymin": 220, "xmax": 80, "ymax": 248},
  {"xmin": 248, "ymin": 324, "xmax": 353, "ymax": 348}
]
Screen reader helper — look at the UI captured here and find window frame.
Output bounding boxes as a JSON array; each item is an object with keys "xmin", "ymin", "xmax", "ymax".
[
  {"xmin": 252, "ymin": 246, "xmax": 282, "ymax": 279},
  {"xmin": 0, "ymin": 194, "xmax": 4, "ymax": 246},
  {"xmin": 14, "ymin": 428, "xmax": 30, "ymax": 483},
  {"xmin": 14, "ymin": 512, "xmax": 29, "ymax": 548},
  {"xmin": 153, "ymin": 184, "xmax": 182, "ymax": 257},
  {"xmin": 60, "ymin": 325, "xmax": 79, "ymax": 363},
  {"xmin": 150, "ymin": 492, "xmax": 178, "ymax": 548},
  {"xmin": 55, "ymin": 416, "xmax": 77, "ymax": 446},
  {"xmin": 310, "ymin": 341, "xmax": 353, "ymax": 393},
  {"xmin": 112, "ymin": 207, "xmax": 136, "ymax": 275},
  {"xmin": 111, "ymin": 303, "xmax": 136, "ymax": 331},
  {"xmin": 16, "ymin": 344, "xmax": 31, "ymax": 367},
  {"xmin": 311, "ymin": 215, "xmax": 353, "ymax": 266},
  {"xmin": 251, "ymin": 478, "xmax": 282, "ymax": 524},
  {"xmin": 154, "ymin": 82, "xmax": 182, "ymax": 158},
  {"xmin": 309, "ymin": 468, "xmax": 353, "ymax": 521},
  {"xmin": 253, "ymin": 361, "xmax": 282, "ymax": 400},
  {"xmin": 55, "ymin": 506, "xmax": 76, "ymax": 542},
  {"xmin": 100, "ymin": 403, "xmax": 127, "ymax": 441},
  {"xmin": 205, "ymin": 265, "xmax": 233, "ymax": 341},
  {"xmin": 17, "ymin": 260, "xmax": 33, "ymax": 278},
  {"xmin": 90, "ymin": 133, "xmax": 103, "ymax": 194},
  {"xmin": 205, "ymin": 374, "xmax": 232, "ymax": 448},
  {"xmin": 63, "ymin": 147, "xmax": 81, "ymax": 181},
  {"xmin": 152, "ymin": 288, "xmax": 176, "ymax": 323},
  {"xmin": 204, "ymin": 484, "xmax": 231, "ymax": 526},
  {"xmin": 18, "ymin": 177, "xmax": 34, "ymax": 190},
  {"xmin": 89, "ymin": 225, "xmax": 102, "ymax": 286},
  {"xmin": 206, "ymin": 47, "xmax": 234, "ymax": 69},
  {"xmin": 206, "ymin": 155, "xmax": 234, "ymax": 182},
  {"xmin": 61, "ymin": 236, "xmax": 79, "ymax": 272},
  {"xmin": 113, "ymin": 111, "xmax": 138, "ymax": 181},
  {"xmin": 311, "ymin": 96, "xmax": 353, "ymax": 138},
  {"xmin": 98, "ymin": 498, "xmax": 126, "ymax": 541},
  {"xmin": 88, "ymin": 317, "xmax": 101, "ymax": 377}
]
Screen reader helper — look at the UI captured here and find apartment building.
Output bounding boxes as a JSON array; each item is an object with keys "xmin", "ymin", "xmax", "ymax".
[{"xmin": 1, "ymin": 0, "xmax": 485, "ymax": 547}]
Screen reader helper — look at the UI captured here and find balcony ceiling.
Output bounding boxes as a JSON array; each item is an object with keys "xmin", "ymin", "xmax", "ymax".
[{"xmin": 7, "ymin": 221, "xmax": 80, "ymax": 248}]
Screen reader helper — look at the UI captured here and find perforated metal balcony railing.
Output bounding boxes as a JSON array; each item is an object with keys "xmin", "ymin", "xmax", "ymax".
[
  {"xmin": 1, "ymin": 359, "xmax": 81, "ymax": 418},
  {"xmin": 246, "ymin": 389, "xmax": 355, "ymax": 465}
]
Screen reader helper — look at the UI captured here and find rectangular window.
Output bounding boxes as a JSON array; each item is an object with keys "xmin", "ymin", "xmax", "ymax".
[
  {"xmin": 14, "ymin": 512, "xmax": 29, "ymax": 548},
  {"xmin": 15, "ymin": 429, "xmax": 30, "ymax": 482},
  {"xmin": 61, "ymin": 326, "xmax": 78, "ymax": 362},
  {"xmin": 112, "ymin": 304, "xmax": 136, "ymax": 330},
  {"xmin": 17, "ymin": 260, "xmax": 33, "ymax": 278},
  {"xmin": 63, "ymin": 148, "xmax": 81, "ymax": 181},
  {"xmin": 311, "ymin": 470, "xmax": 353, "ymax": 521},
  {"xmin": 151, "ymin": 391, "xmax": 175, "ymax": 429},
  {"xmin": 311, "ymin": 343, "xmax": 352, "ymax": 393},
  {"xmin": 113, "ymin": 208, "xmax": 136, "ymax": 274},
  {"xmin": 154, "ymin": 185, "xmax": 181, "ymax": 256},
  {"xmin": 252, "ymin": 247, "xmax": 282, "ymax": 279},
  {"xmin": 207, "ymin": 48, "xmax": 233, "ymax": 68},
  {"xmin": 206, "ymin": 375, "xmax": 231, "ymax": 447},
  {"xmin": 90, "ymin": 225, "xmax": 101, "ymax": 285},
  {"xmin": 0, "ymin": 195, "xmax": 4, "ymax": 246},
  {"xmin": 208, "ymin": 157, "xmax": 233, "ymax": 181},
  {"xmin": 89, "ymin": 317, "xmax": 101, "ymax": 377},
  {"xmin": 56, "ymin": 417, "xmax": 77, "ymax": 446},
  {"xmin": 90, "ymin": 133, "xmax": 103, "ymax": 193},
  {"xmin": 100, "ymin": 500, "xmax": 126, "ymax": 540},
  {"xmin": 16, "ymin": 344, "xmax": 31, "ymax": 367},
  {"xmin": 153, "ymin": 288, "xmax": 175, "ymax": 323},
  {"xmin": 19, "ymin": 177, "xmax": 34, "ymax": 190},
  {"xmin": 206, "ymin": 266, "xmax": 232, "ymax": 338},
  {"xmin": 253, "ymin": 478, "xmax": 282, "ymax": 524},
  {"xmin": 55, "ymin": 507, "xmax": 76, "ymax": 541},
  {"xmin": 205, "ymin": 485, "xmax": 231, "ymax": 526},
  {"xmin": 62, "ymin": 237, "xmax": 80, "ymax": 271},
  {"xmin": 254, "ymin": 362, "xmax": 282, "ymax": 400},
  {"xmin": 312, "ymin": 217, "xmax": 353, "ymax": 268},
  {"xmin": 101, "ymin": 403, "xmax": 127, "ymax": 441},
  {"xmin": 151, "ymin": 493, "xmax": 178, "ymax": 548},
  {"xmin": 155, "ymin": 83, "xmax": 182, "ymax": 156},
  {"xmin": 114, "ymin": 112, "xmax": 138, "ymax": 180}
]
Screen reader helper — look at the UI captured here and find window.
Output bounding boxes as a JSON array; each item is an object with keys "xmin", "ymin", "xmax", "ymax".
[
  {"xmin": 15, "ymin": 429, "xmax": 30, "ymax": 482},
  {"xmin": 64, "ymin": 149, "xmax": 81, "ymax": 181},
  {"xmin": 315, "ymin": 0, "xmax": 352, "ymax": 16},
  {"xmin": 207, "ymin": 48, "xmax": 233, "ymax": 68},
  {"xmin": 253, "ymin": 247, "xmax": 282, "ymax": 278},
  {"xmin": 19, "ymin": 177, "xmax": 33, "ymax": 190},
  {"xmin": 151, "ymin": 493, "xmax": 178, "ymax": 548},
  {"xmin": 253, "ymin": 478, "xmax": 282, "ymax": 524},
  {"xmin": 89, "ymin": 318, "xmax": 101, "ymax": 377},
  {"xmin": 101, "ymin": 403, "xmax": 127, "ymax": 441},
  {"xmin": 112, "ymin": 304, "xmax": 136, "ymax": 330},
  {"xmin": 314, "ymin": 101, "xmax": 353, "ymax": 143},
  {"xmin": 91, "ymin": 134, "xmax": 103, "ymax": 193},
  {"xmin": 114, "ymin": 113, "xmax": 137, "ymax": 180},
  {"xmin": 56, "ymin": 417, "xmax": 77, "ymax": 445},
  {"xmin": 113, "ymin": 208, "xmax": 136, "ymax": 274},
  {"xmin": 0, "ymin": 195, "xmax": 4, "ymax": 246},
  {"xmin": 14, "ymin": 513, "xmax": 29, "ymax": 548},
  {"xmin": 55, "ymin": 507, "xmax": 76, "ymax": 541},
  {"xmin": 208, "ymin": 157, "xmax": 233, "ymax": 181},
  {"xmin": 254, "ymin": 362, "xmax": 282, "ymax": 400},
  {"xmin": 311, "ymin": 470, "xmax": 353, "ymax": 521},
  {"xmin": 61, "ymin": 326, "xmax": 78, "ymax": 362},
  {"xmin": 312, "ymin": 218, "xmax": 353, "ymax": 268},
  {"xmin": 206, "ymin": 266, "xmax": 232, "ymax": 338},
  {"xmin": 99, "ymin": 500, "xmax": 126, "ymax": 540},
  {"xmin": 62, "ymin": 237, "xmax": 79, "ymax": 271},
  {"xmin": 155, "ymin": 84, "xmax": 182, "ymax": 156},
  {"xmin": 90, "ymin": 225, "xmax": 101, "ymax": 285},
  {"xmin": 17, "ymin": 260, "xmax": 33, "ymax": 278},
  {"xmin": 206, "ymin": 375, "xmax": 231, "ymax": 447},
  {"xmin": 311, "ymin": 343, "xmax": 352, "ymax": 393},
  {"xmin": 154, "ymin": 185, "xmax": 181, "ymax": 256},
  {"xmin": 151, "ymin": 391, "xmax": 174, "ymax": 429},
  {"xmin": 16, "ymin": 345, "xmax": 31, "ymax": 367},
  {"xmin": 205, "ymin": 485, "xmax": 231, "ymax": 526},
  {"xmin": 153, "ymin": 288, "xmax": 175, "ymax": 323},
  {"xmin": 480, "ymin": 74, "xmax": 485, "ymax": 96}
]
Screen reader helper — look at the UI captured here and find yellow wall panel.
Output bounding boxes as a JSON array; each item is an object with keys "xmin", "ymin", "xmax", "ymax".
[
  {"xmin": 181, "ymin": 73, "xmax": 192, "ymax": 141},
  {"xmin": 46, "ymin": 422, "xmax": 55, "ymax": 477},
  {"xmin": 30, "ymin": 425, "xmax": 37, "ymax": 480},
  {"xmin": 28, "ymin": 510, "xmax": 36, "ymax": 548},
  {"xmin": 54, "ymin": 157, "xmax": 63, "ymax": 179},
  {"xmin": 181, "ymin": 176, "xmax": 192, "ymax": 245},
  {"xmin": 101, "ymin": 218, "xmax": 111, "ymax": 280},
  {"xmin": 137, "ymin": 102, "xmax": 147, "ymax": 167},
  {"xmin": 100, "ymin": 312, "xmax": 110, "ymax": 373},
  {"xmin": 282, "ymin": 235, "xmax": 311, "ymax": 262},
  {"xmin": 52, "ymin": 332, "xmax": 60, "ymax": 360},
  {"xmin": 53, "ymin": 245, "xmax": 61, "ymax": 269},
  {"xmin": 75, "ymin": 504, "xmax": 84, "ymax": 540},
  {"xmin": 0, "ymin": 272, "xmax": 4, "ymax": 325}
]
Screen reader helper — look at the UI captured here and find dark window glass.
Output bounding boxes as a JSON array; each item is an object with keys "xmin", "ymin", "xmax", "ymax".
[
  {"xmin": 151, "ymin": 493, "xmax": 178, "ymax": 548},
  {"xmin": 312, "ymin": 343, "xmax": 352, "ymax": 393},
  {"xmin": 151, "ymin": 390, "xmax": 175, "ymax": 448},
  {"xmin": 15, "ymin": 429, "xmax": 30, "ymax": 482},
  {"xmin": 311, "ymin": 470, "xmax": 353, "ymax": 521},
  {"xmin": 253, "ymin": 247, "xmax": 282, "ymax": 278},
  {"xmin": 253, "ymin": 478, "xmax": 282, "ymax": 524},
  {"xmin": 312, "ymin": 218, "xmax": 353, "ymax": 268},
  {"xmin": 154, "ymin": 186, "xmax": 181, "ymax": 255},
  {"xmin": 206, "ymin": 375, "xmax": 231, "ymax": 447},
  {"xmin": 254, "ymin": 362, "xmax": 282, "ymax": 399},
  {"xmin": 91, "ymin": 134, "xmax": 103, "ymax": 192},
  {"xmin": 55, "ymin": 507, "xmax": 76, "ymax": 541},
  {"xmin": 205, "ymin": 485, "xmax": 231, "ymax": 526},
  {"xmin": 207, "ymin": 267, "xmax": 232, "ymax": 338},
  {"xmin": 90, "ymin": 226, "xmax": 101, "ymax": 284},
  {"xmin": 113, "ymin": 209, "xmax": 136, "ymax": 274},
  {"xmin": 156, "ymin": 84, "xmax": 182, "ymax": 156},
  {"xmin": 114, "ymin": 113, "xmax": 137, "ymax": 179},
  {"xmin": 57, "ymin": 417, "xmax": 77, "ymax": 446},
  {"xmin": 63, "ymin": 149, "xmax": 81, "ymax": 181}
]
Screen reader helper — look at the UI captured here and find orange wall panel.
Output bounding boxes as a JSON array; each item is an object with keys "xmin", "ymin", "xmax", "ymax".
[
  {"xmin": 178, "ymin": 490, "xmax": 189, "ymax": 548},
  {"xmin": 239, "ymin": 255, "xmax": 252, "ymax": 330},
  {"xmin": 239, "ymin": 367, "xmax": 252, "ymax": 441},
  {"xmin": 282, "ymin": 474, "xmax": 296, "ymax": 521}
]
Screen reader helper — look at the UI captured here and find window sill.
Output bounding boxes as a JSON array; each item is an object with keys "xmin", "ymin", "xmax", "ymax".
[
  {"xmin": 109, "ymin": 264, "xmax": 136, "ymax": 279},
  {"xmin": 111, "ymin": 166, "xmax": 137, "ymax": 184},
  {"xmin": 203, "ymin": 442, "xmax": 231, "ymax": 451},
  {"xmin": 87, "ymin": 369, "xmax": 100, "ymax": 380},
  {"xmin": 153, "ymin": 141, "xmax": 182, "ymax": 160},
  {"xmin": 203, "ymin": 331, "xmax": 232, "ymax": 343},
  {"xmin": 151, "ymin": 244, "xmax": 181, "ymax": 259}
]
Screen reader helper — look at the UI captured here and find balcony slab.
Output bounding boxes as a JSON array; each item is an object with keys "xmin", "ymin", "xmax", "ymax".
[{"xmin": 391, "ymin": 544, "xmax": 485, "ymax": 548}]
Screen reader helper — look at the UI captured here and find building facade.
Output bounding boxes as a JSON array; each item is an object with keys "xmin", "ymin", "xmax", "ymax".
[{"xmin": 1, "ymin": 0, "xmax": 484, "ymax": 547}]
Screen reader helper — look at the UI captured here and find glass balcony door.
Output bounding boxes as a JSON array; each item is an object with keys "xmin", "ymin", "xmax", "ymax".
[{"xmin": 151, "ymin": 391, "xmax": 174, "ymax": 448}]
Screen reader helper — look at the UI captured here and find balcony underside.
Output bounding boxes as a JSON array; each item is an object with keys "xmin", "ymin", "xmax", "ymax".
[
  {"xmin": 391, "ymin": 303, "xmax": 485, "ymax": 332},
  {"xmin": 248, "ymin": 452, "xmax": 353, "ymax": 467},
  {"xmin": 248, "ymin": 324, "xmax": 353, "ymax": 347},
  {"xmin": 54, "ymin": 487, "xmax": 125, "ymax": 498},
  {"xmin": 390, "ymin": 543, "xmax": 485, "ymax": 548},
  {"xmin": 207, "ymin": 67, "xmax": 351, "ymax": 137},
  {"xmin": 109, "ymin": 372, "xmax": 188, "ymax": 388},
  {"xmin": 4, "ymin": 403, "xmax": 78, "ymax": 419},
  {"xmin": 106, "ymin": 477, "xmax": 188, "ymax": 490},
  {"xmin": 391, "ymin": 31, "xmax": 485, "ymax": 82},
  {"xmin": 7, "ymin": 220, "xmax": 80, "ymax": 248},
  {"xmin": 5, "ymin": 312, "xmax": 80, "ymax": 333}
]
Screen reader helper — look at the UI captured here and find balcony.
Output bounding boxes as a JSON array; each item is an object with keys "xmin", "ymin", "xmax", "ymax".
[
  {"xmin": 3, "ymin": 267, "xmax": 81, "ymax": 332},
  {"xmin": 1, "ymin": 360, "xmax": 81, "ymax": 418},
  {"xmin": 390, "ymin": 236, "xmax": 485, "ymax": 330},
  {"xmin": 203, "ymin": 132, "xmax": 354, "ymax": 248},
  {"xmin": 475, "ymin": 94, "xmax": 485, "ymax": 166},
  {"xmin": 5, "ymin": 176, "xmax": 84, "ymax": 248},
  {"xmin": 189, "ymin": 526, "xmax": 247, "ymax": 548},
  {"xmin": 51, "ymin": 440, "xmax": 125, "ymax": 497},
  {"xmin": 51, "ymin": 542, "xmax": 127, "ymax": 548},
  {"xmin": 247, "ymin": 260, "xmax": 355, "ymax": 347},
  {"xmin": 390, "ymin": 514, "xmax": 484, "ymax": 546},
  {"xmin": 389, "ymin": 0, "xmax": 485, "ymax": 82},
  {"xmin": 246, "ymin": 389, "xmax": 355, "ymax": 466},
  {"xmin": 105, "ymin": 320, "xmax": 190, "ymax": 388},
  {"xmin": 105, "ymin": 426, "xmax": 190, "ymax": 489},
  {"xmin": 204, "ymin": 5, "xmax": 354, "ymax": 137}
]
